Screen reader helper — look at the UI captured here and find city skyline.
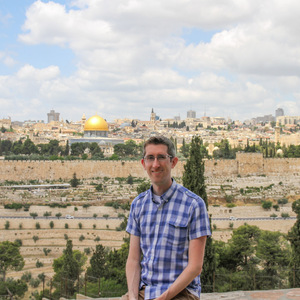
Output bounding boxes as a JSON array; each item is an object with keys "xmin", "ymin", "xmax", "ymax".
[
  {"xmin": 0, "ymin": 107, "xmax": 288, "ymax": 124},
  {"xmin": 1, "ymin": 1, "xmax": 300, "ymax": 122}
]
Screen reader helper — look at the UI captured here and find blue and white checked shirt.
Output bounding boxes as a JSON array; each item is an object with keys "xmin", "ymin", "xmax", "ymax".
[{"xmin": 126, "ymin": 179, "xmax": 211, "ymax": 299}]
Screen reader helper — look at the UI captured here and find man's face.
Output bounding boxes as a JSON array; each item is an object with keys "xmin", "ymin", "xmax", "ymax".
[{"xmin": 141, "ymin": 144, "xmax": 178, "ymax": 189}]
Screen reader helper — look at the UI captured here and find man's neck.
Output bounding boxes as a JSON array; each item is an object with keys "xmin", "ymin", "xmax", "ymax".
[{"xmin": 152, "ymin": 180, "xmax": 172, "ymax": 196}]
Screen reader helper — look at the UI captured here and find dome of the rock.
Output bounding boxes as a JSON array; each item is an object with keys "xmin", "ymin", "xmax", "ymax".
[{"xmin": 84, "ymin": 115, "xmax": 108, "ymax": 132}]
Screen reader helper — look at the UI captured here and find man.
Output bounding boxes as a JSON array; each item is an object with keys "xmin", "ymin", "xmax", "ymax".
[{"xmin": 124, "ymin": 136, "xmax": 211, "ymax": 300}]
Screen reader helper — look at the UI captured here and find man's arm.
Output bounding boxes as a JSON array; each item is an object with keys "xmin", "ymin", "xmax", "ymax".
[
  {"xmin": 156, "ymin": 236, "xmax": 207, "ymax": 300},
  {"xmin": 126, "ymin": 234, "xmax": 141, "ymax": 300}
]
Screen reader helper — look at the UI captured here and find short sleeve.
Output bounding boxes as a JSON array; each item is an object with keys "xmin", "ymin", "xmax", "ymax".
[
  {"xmin": 126, "ymin": 199, "xmax": 141, "ymax": 237},
  {"xmin": 189, "ymin": 197, "xmax": 211, "ymax": 240}
]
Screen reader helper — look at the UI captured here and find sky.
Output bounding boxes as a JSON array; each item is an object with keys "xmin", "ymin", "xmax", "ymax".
[{"xmin": 0, "ymin": 0, "xmax": 300, "ymax": 123}]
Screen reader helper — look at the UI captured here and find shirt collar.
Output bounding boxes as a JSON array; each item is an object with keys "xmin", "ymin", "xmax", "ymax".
[{"xmin": 150, "ymin": 178, "xmax": 177, "ymax": 204}]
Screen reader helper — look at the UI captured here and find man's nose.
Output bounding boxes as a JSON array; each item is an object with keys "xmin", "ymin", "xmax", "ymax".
[{"xmin": 152, "ymin": 157, "xmax": 161, "ymax": 166}]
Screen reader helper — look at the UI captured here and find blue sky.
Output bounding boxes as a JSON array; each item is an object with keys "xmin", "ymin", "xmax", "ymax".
[{"xmin": 0, "ymin": 0, "xmax": 300, "ymax": 122}]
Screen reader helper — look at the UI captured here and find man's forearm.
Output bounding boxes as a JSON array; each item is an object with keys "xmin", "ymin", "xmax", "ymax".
[
  {"xmin": 156, "ymin": 236, "xmax": 207, "ymax": 300},
  {"xmin": 156, "ymin": 262, "xmax": 202, "ymax": 300},
  {"xmin": 126, "ymin": 258, "xmax": 141, "ymax": 300}
]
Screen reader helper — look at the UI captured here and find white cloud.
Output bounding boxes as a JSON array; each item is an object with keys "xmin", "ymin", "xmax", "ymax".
[
  {"xmin": 16, "ymin": 64, "xmax": 60, "ymax": 81},
  {"xmin": 0, "ymin": 0, "xmax": 297, "ymax": 122}
]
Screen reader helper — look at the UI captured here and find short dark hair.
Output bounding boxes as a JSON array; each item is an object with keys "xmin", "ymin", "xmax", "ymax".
[{"xmin": 143, "ymin": 136, "xmax": 176, "ymax": 158}]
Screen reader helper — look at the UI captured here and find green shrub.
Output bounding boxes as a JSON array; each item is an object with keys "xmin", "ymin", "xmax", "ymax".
[
  {"xmin": 281, "ymin": 212, "xmax": 290, "ymax": 218},
  {"xmin": 35, "ymin": 260, "xmax": 43, "ymax": 268},
  {"xmin": 30, "ymin": 212, "xmax": 38, "ymax": 219},
  {"xmin": 33, "ymin": 235, "xmax": 39, "ymax": 243}
]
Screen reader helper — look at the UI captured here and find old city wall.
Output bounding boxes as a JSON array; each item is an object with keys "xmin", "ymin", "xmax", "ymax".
[{"xmin": 0, "ymin": 153, "xmax": 300, "ymax": 181}]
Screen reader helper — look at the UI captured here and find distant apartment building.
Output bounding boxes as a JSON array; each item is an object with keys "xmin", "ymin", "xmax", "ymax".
[
  {"xmin": 187, "ymin": 110, "xmax": 196, "ymax": 119},
  {"xmin": 251, "ymin": 114, "xmax": 275, "ymax": 124},
  {"xmin": 277, "ymin": 116, "xmax": 300, "ymax": 126},
  {"xmin": 276, "ymin": 108, "xmax": 284, "ymax": 117},
  {"xmin": 47, "ymin": 110, "xmax": 60, "ymax": 123}
]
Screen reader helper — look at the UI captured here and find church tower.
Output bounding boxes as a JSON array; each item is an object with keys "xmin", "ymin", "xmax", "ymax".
[{"xmin": 150, "ymin": 108, "xmax": 156, "ymax": 123}]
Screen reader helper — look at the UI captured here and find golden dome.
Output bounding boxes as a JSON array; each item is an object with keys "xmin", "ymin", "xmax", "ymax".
[{"xmin": 84, "ymin": 115, "xmax": 108, "ymax": 131}]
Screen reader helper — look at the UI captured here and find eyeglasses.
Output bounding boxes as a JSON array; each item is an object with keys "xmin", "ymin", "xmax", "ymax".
[{"xmin": 143, "ymin": 154, "xmax": 173, "ymax": 162}]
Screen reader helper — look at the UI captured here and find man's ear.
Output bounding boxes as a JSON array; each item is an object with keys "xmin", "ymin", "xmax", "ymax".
[
  {"xmin": 171, "ymin": 157, "xmax": 178, "ymax": 168},
  {"xmin": 141, "ymin": 158, "xmax": 146, "ymax": 169}
]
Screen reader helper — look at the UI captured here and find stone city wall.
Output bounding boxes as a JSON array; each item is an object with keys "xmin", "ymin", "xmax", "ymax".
[{"xmin": 0, "ymin": 153, "xmax": 299, "ymax": 181}]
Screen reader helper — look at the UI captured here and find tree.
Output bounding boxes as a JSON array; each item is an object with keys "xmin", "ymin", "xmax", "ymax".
[
  {"xmin": 89, "ymin": 142, "xmax": 104, "ymax": 159},
  {"xmin": 33, "ymin": 236, "xmax": 39, "ymax": 243},
  {"xmin": 30, "ymin": 212, "xmax": 38, "ymax": 219},
  {"xmin": 106, "ymin": 241, "xmax": 129, "ymax": 287},
  {"xmin": 136, "ymin": 181, "xmax": 151, "ymax": 194},
  {"xmin": 53, "ymin": 240, "xmax": 86, "ymax": 297},
  {"xmin": 262, "ymin": 200, "xmax": 273, "ymax": 210},
  {"xmin": 22, "ymin": 137, "xmax": 39, "ymax": 154},
  {"xmin": 0, "ymin": 278, "xmax": 27, "ymax": 299},
  {"xmin": 83, "ymin": 203, "xmax": 91, "ymax": 210},
  {"xmin": 95, "ymin": 184, "xmax": 103, "ymax": 191},
  {"xmin": 182, "ymin": 136, "xmax": 215, "ymax": 292},
  {"xmin": 180, "ymin": 138, "xmax": 190, "ymax": 158},
  {"xmin": 70, "ymin": 172, "xmax": 80, "ymax": 187},
  {"xmin": 87, "ymin": 244, "xmax": 108, "ymax": 279},
  {"xmin": 43, "ymin": 248, "xmax": 52, "ymax": 256},
  {"xmin": 70, "ymin": 142, "xmax": 89, "ymax": 156},
  {"xmin": 126, "ymin": 174, "xmax": 134, "ymax": 185},
  {"xmin": 287, "ymin": 199, "xmax": 300, "ymax": 287},
  {"xmin": 4, "ymin": 221, "xmax": 10, "ymax": 230},
  {"xmin": 278, "ymin": 198, "xmax": 288, "ymax": 206},
  {"xmin": 256, "ymin": 231, "xmax": 289, "ymax": 289},
  {"xmin": 56, "ymin": 212, "xmax": 62, "ymax": 219},
  {"xmin": 44, "ymin": 211, "xmax": 52, "ymax": 218},
  {"xmin": 0, "ymin": 241, "xmax": 24, "ymax": 281},
  {"xmin": 64, "ymin": 140, "xmax": 70, "ymax": 156}
]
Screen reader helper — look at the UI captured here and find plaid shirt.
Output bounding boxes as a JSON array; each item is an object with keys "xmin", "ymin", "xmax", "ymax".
[{"xmin": 126, "ymin": 179, "xmax": 211, "ymax": 299}]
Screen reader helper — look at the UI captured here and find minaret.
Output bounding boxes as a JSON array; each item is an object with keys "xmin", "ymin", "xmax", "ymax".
[
  {"xmin": 275, "ymin": 121, "xmax": 280, "ymax": 144},
  {"xmin": 81, "ymin": 113, "xmax": 86, "ymax": 125}
]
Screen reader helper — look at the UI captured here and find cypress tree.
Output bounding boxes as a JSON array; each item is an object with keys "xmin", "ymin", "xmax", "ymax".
[
  {"xmin": 64, "ymin": 140, "xmax": 70, "ymax": 156},
  {"xmin": 182, "ymin": 135, "xmax": 215, "ymax": 292},
  {"xmin": 61, "ymin": 240, "xmax": 79, "ymax": 296},
  {"xmin": 70, "ymin": 173, "xmax": 80, "ymax": 187}
]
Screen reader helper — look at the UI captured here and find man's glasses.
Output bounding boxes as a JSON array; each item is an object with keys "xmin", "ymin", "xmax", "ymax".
[{"xmin": 143, "ymin": 154, "xmax": 173, "ymax": 163}]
